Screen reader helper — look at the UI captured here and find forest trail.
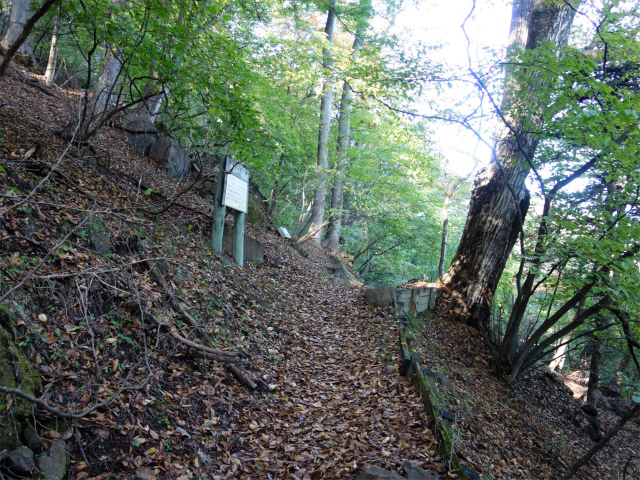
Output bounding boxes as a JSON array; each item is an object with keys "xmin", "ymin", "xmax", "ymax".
[
  {"xmin": 212, "ymin": 268, "xmax": 437, "ymax": 479},
  {"xmin": 1, "ymin": 68, "xmax": 639, "ymax": 480}
]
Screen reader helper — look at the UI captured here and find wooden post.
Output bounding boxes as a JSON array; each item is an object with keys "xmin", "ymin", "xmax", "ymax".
[
  {"xmin": 233, "ymin": 210, "xmax": 245, "ymax": 266},
  {"xmin": 410, "ymin": 289, "xmax": 418, "ymax": 314},
  {"xmin": 210, "ymin": 156, "xmax": 226, "ymax": 254}
]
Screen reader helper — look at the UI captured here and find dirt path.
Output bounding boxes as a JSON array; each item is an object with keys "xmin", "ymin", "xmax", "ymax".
[{"xmin": 210, "ymin": 272, "xmax": 438, "ymax": 479}]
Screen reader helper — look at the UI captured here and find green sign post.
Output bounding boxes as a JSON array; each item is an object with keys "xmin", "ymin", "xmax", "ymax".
[{"xmin": 210, "ymin": 155, "xmax": 249, "ymax": 266}]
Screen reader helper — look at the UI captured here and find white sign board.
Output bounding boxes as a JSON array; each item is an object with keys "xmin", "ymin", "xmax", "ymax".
[
  {"xmin": 222, "ymin": 174, "xmax": 248, "ymax": 213},
  {"xmin": 277, "ymin": 227, "xmax": 291, "ymax": 239}
]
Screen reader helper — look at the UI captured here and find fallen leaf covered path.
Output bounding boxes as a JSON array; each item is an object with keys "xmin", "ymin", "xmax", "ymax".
[{"xmin": 210, "ymin": 265, "xmax": 437, "ymax": 479}]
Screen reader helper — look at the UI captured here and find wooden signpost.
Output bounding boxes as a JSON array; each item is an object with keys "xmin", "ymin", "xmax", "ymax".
[{"xmin": 210, "ymin": 155, "xmax": 249, "ymax": 266}]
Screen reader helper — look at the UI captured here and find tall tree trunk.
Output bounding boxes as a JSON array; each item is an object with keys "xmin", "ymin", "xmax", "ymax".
[
  {"xmin": 267, "ymin": 153, "xmax": 285, "ymax": 224},
  {"xmin": 549, "ymin": 334, "xmax": 571, "ymax": 372},
  {"xmin": 87, "ymin": 0, "xmax": 123, "ymax": 117},
  {"xmin": 615, "ymin": 353, "xmax": 631, "ymax": 386},
  {"xmin": 323, "ymin": 28, "xmax": 364, "ymax": 253},
  {"xmin": 44, "ymin": 14, "xmax": 60, "ymax": 86},
  {"xmin": 438, "ymin": 192, "xmax": 451, "ymax": 278},
  {"xmin": 586, "ymin": 316, "xmax": 606, "ymax": 404},
  {"xmin": 1, "ymin": 0, "xmax": 35, "ymax": 61},
  {"xmin": 307, "ymin": 0, "xmax": 337, "ymax": 245},
  {"xmin": 91, "ymin": 48, "xmax": 122, "ymax": 115},
  {"xmin": 441, "ymin": 0, "xmax": 578, "ymax": 331}
]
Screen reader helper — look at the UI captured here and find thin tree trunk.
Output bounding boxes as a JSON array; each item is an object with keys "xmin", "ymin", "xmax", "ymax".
[
  {"xmin": 323, "ymin": 30, "xmax": 364, "ymax": 253},
  {"xmin": 294, "ymin": 187, "xmax": 312, "ymax": 237},
  {"xmin": 268, "ymin": 153, "xmax": 285, "ymax": 224},
  {"xmin": 438, "ymin": 192, "xmax": 451, "ymax": 277},
  {"xmin": 615, "ymin": 354, "xmax": 631, "ymax": 386},
  {"xmin": 549, "ymin": 334, "xmax": 571, "ymax": 372},
  {"xmin": 560, "ymin": 403, "xmax": 640, "ymax": 479},
  {"xmin": 307, "ymin": 0, "xmax": 337, "ymax": 245},
  {"xmin": 442, "ymin": 0, "xmax": 578, "ymax": 331},
  {"xmin": 586, "ymin": 316, "xmax": 606, "ymax": 404},
  {"xmin": 44, "ymin": 14, "xmax": 60, "ymax": 87}
]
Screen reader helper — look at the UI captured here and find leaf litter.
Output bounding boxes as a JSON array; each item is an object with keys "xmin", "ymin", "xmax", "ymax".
[{"xmin": 1, "ymin": 66, "xmax": 638, "ymax": 480}]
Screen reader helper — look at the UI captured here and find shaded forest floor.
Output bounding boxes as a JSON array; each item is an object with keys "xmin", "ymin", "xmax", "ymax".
[{"xmin": 0, "ymin": 67, "xmax": 639, "ymax": 480}]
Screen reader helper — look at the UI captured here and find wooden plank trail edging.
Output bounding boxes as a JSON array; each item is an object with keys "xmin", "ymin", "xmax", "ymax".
[
  {"xmin": 396, "ymin": 311, "xmax": 477, "ymax": 479},
  {"xmin": 396, "ymin": 287, "xmax": 442, "ymax": 315}
]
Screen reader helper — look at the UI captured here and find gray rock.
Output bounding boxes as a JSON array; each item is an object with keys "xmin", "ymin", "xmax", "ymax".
[
  {"xmin": 383, "ymin": 365, "xmax": 396, "ymax": 375},
  {"xmin": 462, "ymin": 467, "xmax": 481, "ymax": 480},
  {"xmin": 127, "ymin": 132, "xmax": 158, "ymax": 156},
  {"xmin": 365, "ymin": 287, "xmax": 395, "ymax": 307},
  {"xmin": 402, "ymin": 461, "xmax": 438, "ymax": 480},
  {"xmin": 35, "ymin": 439, "xmax": 69, "ymax": 480},
  {"xmin": 222, "ymin": 226, "xmax": 264, "ymax": 264},
  {"xmin": 22, "ymin": 424, "xmax": 42, "ymax": 452},
  {"xmin": 5, "ymin": 446, "xmax": 35, "ymax": 475},
  {"xmin": 89, "ymin": 231, "xmax": 110, "ymax": 254},
  {"xmin": 596, "ymin": 389, "xmax": 612, "ymax": 410},
  {"xmin": 355, "ymin": 467, "xmax": 404, "ymax": 480},
  {"xmin": 148, "ymin": 136, "xmax": 191, "ymax": 179},
  {"xmin": 122, "ymin": 113, "xmax": 160, "ymax": 134}
]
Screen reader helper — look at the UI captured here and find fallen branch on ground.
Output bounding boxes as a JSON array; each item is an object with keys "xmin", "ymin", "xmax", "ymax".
[
  {"xmin": 132, "ymin": 304, "xmax": 238, "ymax": 363},
  {"xmin": 0, "ymin": 369, "xmax": 151, "ymax": 420},
  {"xmin": 145, "ymin": 259, "xmax": 207, "ymax": 339}
]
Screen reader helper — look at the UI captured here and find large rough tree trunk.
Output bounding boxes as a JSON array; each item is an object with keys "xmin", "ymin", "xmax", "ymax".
[
  {"xmin": 306, "ymin": 0, "xmax": 337, "ymax": 245},
  {"xmin": 91, "ymin": 48, "xmax": 122, "ymax": 115},
  {"xmin": 87, "ymin": 0, "xmax": 124, "ymax": 118},
  {"xmin": 441, "ymin": 0, "xmax": 578, "ymax": 331},
  {"xmin": 1, "ymin": 0, "xmax": 35, "ymax": 61},
  {"xmin": 323, "ymin": 30, "xmax": 364, "ymax": 253}
]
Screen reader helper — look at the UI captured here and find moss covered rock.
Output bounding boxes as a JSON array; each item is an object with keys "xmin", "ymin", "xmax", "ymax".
[{"xmin": 0, "ymin": 306, "xmax": 41, "ymax": 417}]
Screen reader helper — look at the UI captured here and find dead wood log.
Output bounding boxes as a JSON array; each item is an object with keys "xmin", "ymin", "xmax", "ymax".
[
  {"xmin": 146, "ymin": 260, "xmax": 207, "ymax": 339},
  {"xmin": 132, "ymin": 304, "xmax": 238, "ymax": 363},
  {"xmin": 226, "ymin": 363, "xmax": 257, "ymax": 390}
]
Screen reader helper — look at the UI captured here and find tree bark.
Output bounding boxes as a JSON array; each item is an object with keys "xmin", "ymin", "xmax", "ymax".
[
  {"xmin": 549, "ymin": 334, "xmax": 572, "ymax": 372},
  {"xmin": 615, "ymin": 353, "xmax": 631, "ymax": 386},
  {"xmin": 87, "ymin": 0, "xmax": 123, "ymax": 117},
  {"xmin": 585, "ymin": 325, "xmax": 603, "ymax": 405},
  {"xmin": 438, "ymin": 192, "xmax": 451, "ymax": 278},
  {"xmin": 44, "ymin": 14, "xmax": 60, "ymax": 87},
  {"xmin": 0, "ymin": 0, "xmax": 60, "ymax": 78},
  {"xmin": 441, "ymin": 0, "xmax": 577, "ymax": 331},
  {"xmin": 323, "ymin": 30, "xmax": 364, "ymax": 253},
  {"xmin": 267, "ymin": 153, "xmax": 285, "ymax": 224},
  {"xmin": 1, "ymin": 0, "xmax": 35, "ymax": 60},
  {"xmin": 307, "ymin": 0, "xmax": 337, "ymax": 245}
]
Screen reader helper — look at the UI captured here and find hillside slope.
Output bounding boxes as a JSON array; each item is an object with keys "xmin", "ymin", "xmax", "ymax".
[
  {"xmin": 0, "ymin": 67, "xmax": 439, "ymax": 479},
  {"xmin": 1, "ymin": 67, "xmax": 638, "ymax": 480}
]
